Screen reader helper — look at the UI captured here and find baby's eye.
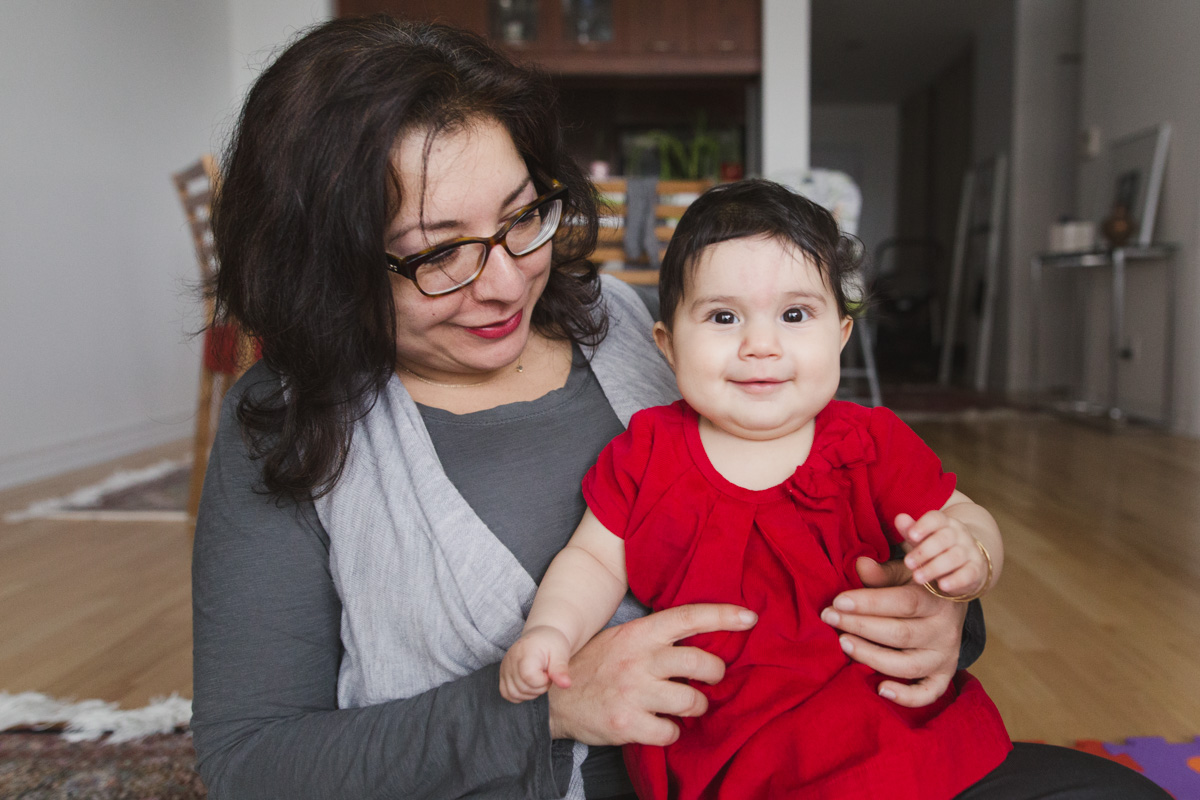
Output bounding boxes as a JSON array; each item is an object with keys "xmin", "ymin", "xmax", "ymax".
[
  {"xmin": 710, "ymin": 310, "xmax": 738, "ymax": 325},
  {"xmin": 782, "ymin": 307, "xmax": 811, "ymax": 323}
]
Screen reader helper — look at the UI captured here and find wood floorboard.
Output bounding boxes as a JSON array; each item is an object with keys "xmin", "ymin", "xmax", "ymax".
[
  {"xmin": 2, "ymin": 417, "xmax": 1199, "ymax": 744},
  {"xmin": 0, "ymin": 439, "xmax": 194, "ymax": 709}
]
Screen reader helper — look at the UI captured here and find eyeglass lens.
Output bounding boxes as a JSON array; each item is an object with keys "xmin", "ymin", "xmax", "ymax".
[{"xmin": 414, "ymin": 196, "xmax": 563, "ymax": 294}]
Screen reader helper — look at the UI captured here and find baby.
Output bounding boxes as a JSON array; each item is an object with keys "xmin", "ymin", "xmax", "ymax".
[{"xmin": 500, "ymin": 179, "xmax": 1011, "ymax": 799}]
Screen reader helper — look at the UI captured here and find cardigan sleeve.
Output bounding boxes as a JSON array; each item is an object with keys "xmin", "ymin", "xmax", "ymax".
[{"xmin": 191, "ymin": 364, "xmax": 571, "ymax": 800}]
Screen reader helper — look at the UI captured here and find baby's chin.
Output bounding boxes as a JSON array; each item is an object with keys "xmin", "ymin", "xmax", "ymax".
[{"xmin": 704, "ymin": 414, "xmax": 815, "ymax": 442}]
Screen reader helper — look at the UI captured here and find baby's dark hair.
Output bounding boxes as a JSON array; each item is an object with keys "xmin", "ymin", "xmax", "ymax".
[{"xmin": 657, "ymin": 178, "xmax": 865, "ymax": 327}]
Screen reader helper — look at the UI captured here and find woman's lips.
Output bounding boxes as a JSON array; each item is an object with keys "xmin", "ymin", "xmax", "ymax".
[{"xmin": 465, "ymin": 310, "xmax": 522, "ymax": 339}]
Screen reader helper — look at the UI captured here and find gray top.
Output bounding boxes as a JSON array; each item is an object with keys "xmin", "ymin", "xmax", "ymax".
[
  {"xmin": 421, "ymin": 348, "xmax": 623, "ymax": 586},
  {"xmin": 419, "ymin": 348, "xmax": 633, "ymax": 797}
]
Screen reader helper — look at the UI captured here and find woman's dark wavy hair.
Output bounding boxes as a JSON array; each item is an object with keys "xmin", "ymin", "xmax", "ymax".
[
  {"xmin": 657, "ymin": 178, "xmax": 865, "ymax": 328},
  {"xmin": 212, "ymin": 15, "xmax": 602, "ymax": 501}
]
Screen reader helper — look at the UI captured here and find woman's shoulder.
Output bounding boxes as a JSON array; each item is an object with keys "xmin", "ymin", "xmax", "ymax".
[
  {"xmin": 224, "ymin": 359, "xmax": 282, "ymax": 407},
  {"xmin": 598, "ymin": 274, "xmax": 658, "ymax": 327}
]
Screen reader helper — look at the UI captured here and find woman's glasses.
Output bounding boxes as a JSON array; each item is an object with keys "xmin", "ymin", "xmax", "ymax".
[{"xmin": 386, "ymin": 180, "xmax": 567, "ymax": 297}]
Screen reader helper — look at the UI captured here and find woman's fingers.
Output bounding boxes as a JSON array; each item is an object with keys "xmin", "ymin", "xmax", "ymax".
[
  {"xmin": 641, "ymin": 671, "xmax": 711, "ymax": 718},
  {"xmin": 547, "ymin": 604, "xmax": 754, "ymax": 745},
  {"xmin": 642, "ymin": 602, "xmax": 758, "ymax": 645},
  {"xmin": 852, "ymin": 554, "xmax": 913, "ymax": 589},
  {"xmin": 822, "ymin": 565, "xmax": 966, "ymax": 708},
  {"xmin": 834, "ymin": 629, "xmax": 942, "ymax": 680},
  {"xmin": 877, "ymin": 673, "xmax": 953, "ymax": 708},
  {"xmin": 653, "ymin": 643, "xmax": 728, "ymax": 686}
]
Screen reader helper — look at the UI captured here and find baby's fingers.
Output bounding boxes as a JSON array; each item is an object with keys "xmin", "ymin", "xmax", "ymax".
[
  {"xmin": 920, "ymin": 558, "xmax": 984, "ymax": 597},
  {"xmin": 500, "ymin": 664, "xmax": 546, "ymax": 703},
  {"xmin": 897, "ymin": 509, "xmax": 948, "ymax": 545},
  {"xmin": 904, "ymin": 527, "xmax": 955, "ymax": 575},
  {"xmin": 547, "ymin": 652, "xmax": 572, "ymax": 690}
]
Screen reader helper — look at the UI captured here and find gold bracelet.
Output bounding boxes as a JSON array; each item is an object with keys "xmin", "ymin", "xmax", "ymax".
[{"xmin": 923, "ymin": 537, "xmax": 993, "ymax": 603}]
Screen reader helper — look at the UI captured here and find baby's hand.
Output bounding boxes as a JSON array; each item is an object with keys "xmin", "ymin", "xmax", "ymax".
[
  {"xmin": 895, "ymin": 511, "xmax": 989, "ymax": 599},
  {"xmin": 499, "ymin": 626, "xmax": 573, "ymax": 703}
]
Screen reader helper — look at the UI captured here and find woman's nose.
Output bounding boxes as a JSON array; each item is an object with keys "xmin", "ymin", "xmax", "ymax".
[{"xmin": 468, "ymin": 244, "xmax": 527, "ymax": 304}]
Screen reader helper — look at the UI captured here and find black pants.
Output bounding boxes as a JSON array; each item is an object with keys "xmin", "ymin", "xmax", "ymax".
[
  {"xmin": 596, "ymin": 742, "xmax": 1171, "ymax": 799},
  {"xmin": 955, "ymin": 741, "xmax": 1171, "ymax": 799}
]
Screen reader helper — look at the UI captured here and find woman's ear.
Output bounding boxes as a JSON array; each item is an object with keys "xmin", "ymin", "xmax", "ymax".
[
  {"xmin": 652, "ymin": 321, "xmax": 676, "ymax": 370},
  {"xmin": 839, "ymin": 315, "xmax": 854, "ymax": 352}
]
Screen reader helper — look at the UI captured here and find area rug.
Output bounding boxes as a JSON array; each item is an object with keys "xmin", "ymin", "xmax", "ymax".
[
  {"xmin": 0, "ymin": 692, "xmax": 200, "ymax": 799},
  {"xmin": 3, "ymin": 458, "xmax": 191, "ymax": 524},
  {"xmin": 1067, "ymin": 737, "xmax": 1200, "ymax": 799},
  {"xmin": 0, "ymin": 731, "xmax": 204, "ymax": 799}
]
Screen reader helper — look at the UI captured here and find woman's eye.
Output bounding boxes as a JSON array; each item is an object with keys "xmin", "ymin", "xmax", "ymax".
[
  {"xmin": 512, "ymin": 209, "xmax": 541, "ymax": 229},
  {"xmin": 711, "ymin": 310, "xmax": 738, "ymax": 325},
  {"xmin": 782, "ymin": 307, "xmax": 811, "ymax": 323}
]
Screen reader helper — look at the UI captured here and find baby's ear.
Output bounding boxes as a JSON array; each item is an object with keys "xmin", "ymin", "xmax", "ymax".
[
  {"xmin": 652, "ymin": 322, "xmax": 676, "ymax": 369},
  {"xmin": 839, "ymin": 315, "xmax": 854, "ymax": 350}
]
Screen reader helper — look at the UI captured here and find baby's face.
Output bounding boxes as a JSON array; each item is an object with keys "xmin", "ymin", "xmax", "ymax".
[{"xmin": 654, "ymin": 235, "xmax": 852, "ymax": 441}]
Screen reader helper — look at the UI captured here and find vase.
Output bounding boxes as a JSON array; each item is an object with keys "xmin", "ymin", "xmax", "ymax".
[{"xmin": 1101, "ymin": 204, "xmax": 1135, "ymax": 248}]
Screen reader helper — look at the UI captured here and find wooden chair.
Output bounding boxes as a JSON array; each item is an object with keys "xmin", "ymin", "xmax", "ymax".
[
  {"xmin": 172, "ymin": 156, "xmax": 256, "ymax": 520},
  {"xmin": 592, "ymin": 178, "xmax": 713, "ymax": 285}
]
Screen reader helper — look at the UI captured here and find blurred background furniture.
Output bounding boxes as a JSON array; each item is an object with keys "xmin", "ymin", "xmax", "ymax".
[
  {"xmin": 171, "ymin": 156, "xmax": 256, "ymax": 519},
  {"xmin": 938, "ymin": 153, "xmax": 1007, "ymax": 391},
  {"xmin": 1030, "ymin": 244, "xmax": 1176, "ymax": 425},
  {"xmin": 871, "ymin": 237, "xmax": 944, "ymax": 382},
  {"xmin": 591, "ymin": 178, "xmax": 712, "ymax": 285}
]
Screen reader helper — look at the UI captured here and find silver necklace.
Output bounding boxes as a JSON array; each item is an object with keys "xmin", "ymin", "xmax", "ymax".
[{"xmin": 398, "ymin": 359, "xmax": 523, "ymax": 389}]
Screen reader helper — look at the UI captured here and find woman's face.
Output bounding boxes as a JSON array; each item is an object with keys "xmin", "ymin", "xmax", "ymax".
[{"xmin": 386, "ymin": 118, "xmax": 551, "ymax": 381}]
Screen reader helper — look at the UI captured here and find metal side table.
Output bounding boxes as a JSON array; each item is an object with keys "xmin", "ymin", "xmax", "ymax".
[{"xmin": 1030, "ymin": 244, "xmax": 1176, "ymax": 424}]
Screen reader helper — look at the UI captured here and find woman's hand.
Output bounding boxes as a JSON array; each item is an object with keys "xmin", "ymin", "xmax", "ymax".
[
  {"xmin": 820, "ymin": 557, "xmax": 967, "ymax": 708},
  {"xmin": 547, "ymin": 604, "xmax": 757, "ymax": 746}
]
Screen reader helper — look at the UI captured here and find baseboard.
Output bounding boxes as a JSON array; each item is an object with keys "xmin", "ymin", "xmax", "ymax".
[{"xmin": 0, "ymin": 415, "xmax": 192, "ymax": 492}]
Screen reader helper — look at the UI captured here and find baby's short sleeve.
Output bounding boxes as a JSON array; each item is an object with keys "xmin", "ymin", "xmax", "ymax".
[
  {"xmin": 866, "ymin": 406, "xmax": 957, "ymax": 533},
  {"xmin": 581, "ymin": 407, "xmax": 658, "ymax": 539}
]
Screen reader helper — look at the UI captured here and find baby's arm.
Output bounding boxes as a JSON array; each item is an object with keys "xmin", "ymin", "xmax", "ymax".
[
  {"xmin": 897, "ymin": 489, "xmax": 1004, "ymax": 600},
  {"xmin": 499, "ymin": 509, "xmax": 629, "ymax": 703}
]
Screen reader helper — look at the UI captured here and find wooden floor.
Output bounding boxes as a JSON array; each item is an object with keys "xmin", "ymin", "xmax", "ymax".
[
  {"xmin": 1, "ymin": 414, "xmax": 1199, "ymax": 744},
  {"xmin": 0, "ymin": 439, "xmax": 194, "ymax": 709}
]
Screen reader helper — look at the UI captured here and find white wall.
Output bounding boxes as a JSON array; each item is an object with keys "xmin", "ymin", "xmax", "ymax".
[
  {"xmin": 0, "ymin": 0, "xmax": 330, "ymax": 490},
  {"xmin": 762, "ymin": 0, "xmax": 810, "ymax": 176},
  {"xmin": 811, "ymin": 104, "xmax": 899, "ymax": 261},
  {"xmin": 230, "ymin": 0, "xmax": 332, "ymax": 103},
  {"xmin": 1076, "ymin": 0, "xmax": 1200, "ymax": 430},
  {"xmin": 1007, "ymin": 0, "xmax": 1082, "ymax": 395}
]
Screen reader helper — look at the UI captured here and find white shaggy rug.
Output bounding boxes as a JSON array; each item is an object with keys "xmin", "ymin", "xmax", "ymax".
[
  {"xmin": 3, "ymin": 458, "xmax": 191, "ymax": 524},
  {"xmin": 0, "ymin": 691, "xmax": 192, "ymax": 743}
]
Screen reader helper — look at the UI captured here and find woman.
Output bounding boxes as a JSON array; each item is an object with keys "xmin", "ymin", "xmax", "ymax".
[{"xmin": 193, "ymin": 15, "xmax": 1162, "ymax": 800}]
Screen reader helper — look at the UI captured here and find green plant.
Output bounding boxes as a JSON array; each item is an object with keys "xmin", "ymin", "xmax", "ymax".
[{"xmin": 649, "ymin": 114, "xmax": 721, "ymax": 180}]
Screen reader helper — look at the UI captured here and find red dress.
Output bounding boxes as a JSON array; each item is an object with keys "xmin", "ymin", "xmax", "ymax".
[{"xmin": 582, "ymin": 400, "xmax": 1011, "ymax": 800}]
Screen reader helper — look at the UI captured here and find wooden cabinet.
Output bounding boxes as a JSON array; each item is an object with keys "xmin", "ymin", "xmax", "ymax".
[
  {"xmin": 336, "ymin": 0, "xmax": 760, "ymax": 75},
  {"xmin": 337, "ymin": 0, "xmax": 487, "ymax": 35},
  {"xmin": 627, "ymin": 0, "xmax": 760, "ymax": 59},
  {"xmin": 691, "ymin": 0, "xmax": 760, "ymax": 57}
]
